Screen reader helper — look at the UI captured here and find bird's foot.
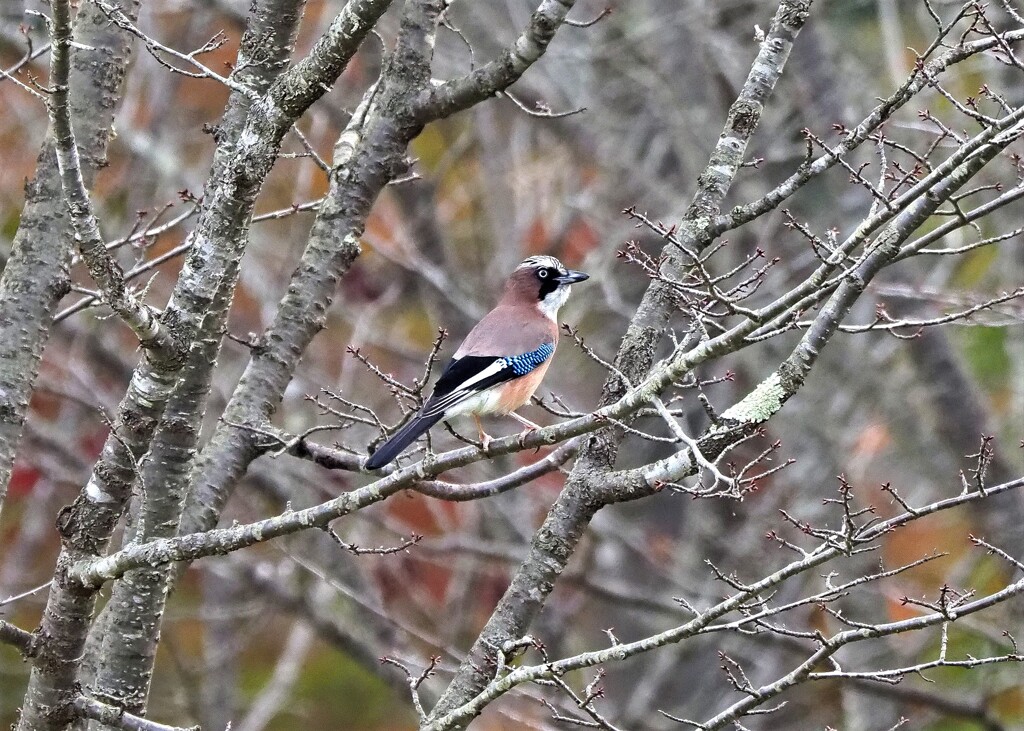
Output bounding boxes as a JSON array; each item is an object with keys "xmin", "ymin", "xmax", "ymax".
[
  {"xmin": 509, "ymin": 411, "xmax": 541, "ymax": 450},
  {"xmin": 474, "ymin": 415, "xmax": 494, "ymax": 454},
  {"xmin": 517, "ymin": 425, "xmax": 540, "ymax": 451}
]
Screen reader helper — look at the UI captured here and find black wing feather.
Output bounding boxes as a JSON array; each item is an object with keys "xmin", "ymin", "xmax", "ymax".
[
  {"xmin": 419, "ymin": 355, "xmax": 515, "ymax": 418},
  {"xmin": 365, "ymin": 355, "xmax": 514, "ymax": 469},
  {"xmin": 364, "ymin": 412, "xmax": 444, "ymax": 470}
]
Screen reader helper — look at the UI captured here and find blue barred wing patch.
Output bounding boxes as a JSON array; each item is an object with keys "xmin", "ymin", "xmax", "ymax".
[
  {"xmin": 418, "ymin": 341, "xmax": 554, "ymax": 420},
  {"xmin": 502, "ymin": 341, "xmax": 555, "ymax": 376}
]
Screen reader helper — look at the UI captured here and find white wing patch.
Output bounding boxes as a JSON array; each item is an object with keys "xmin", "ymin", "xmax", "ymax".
[
  {"xmin": 445, "ymin": 388, "xmax": 505, "ymax": 418},
  {"xmin": 452, "ymin": 358, "xmax": 508, "ymax": 390},
  {"xmin": 420, "ymin": 358, "xmax": 511, "ymax": 418}
]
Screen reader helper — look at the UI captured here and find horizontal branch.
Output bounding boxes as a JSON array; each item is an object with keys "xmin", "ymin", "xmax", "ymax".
[
  {"xmin": 280, "ymin": 422, "xmax": 580, "ymax": 500},
  {"xmin": 411, "ymin": 437, "xmax": 581, "ymax": 501},
  {"xmin": 898, "ymin": 183, "xmax": 1024, "ymax": 258},
  {"xmin": 698, "ymin": 579, "xmax": 1024, "ymax": 729},
  {"xmin": 815, "ymin": 287, "xmax": 1024, "ymax": 334},
  {"xmin": 70, "ymin": 427, "xmax": 594, "ymax": 586},
  {"xmin": 80, "ymin": 139, "xmax": 1022, "ymax": 584},
  {"xmin": 74, "ymin": 304, "xmax": 804, "ymax": 583},
  {"xmin": 834, "ymin": 673, "xmax": 1003, "ymax": 729},
  {"xmin": 76, "ymin": 122, "xmax": 1023, "ymax": 594},
  {"xmin": 75, "ymin": 344, "xmax": 728, "ymax": 585},
  {"xmin": 807, "ymin": 653, "xmax": 1023, "ymax": 682},
  {"xmin": 72, "ymin": 696, "xmax": 199, "ymax": 731}
]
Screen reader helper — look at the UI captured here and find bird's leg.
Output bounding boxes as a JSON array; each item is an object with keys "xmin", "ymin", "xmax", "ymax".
[
  {"xmin": 508, "ymin": 411, "xmax": 541, "ymax": 431},
  {"xmin": 473, "ymin": 414, "xmax": 493, "ymax": 452},
  {"xmin": 509, "ymin": 411, "xmax": 543, "ymax": 450}
]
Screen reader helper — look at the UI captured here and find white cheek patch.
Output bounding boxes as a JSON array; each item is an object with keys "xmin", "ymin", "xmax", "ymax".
[{"xmin": 538, "ymin": 286, "xmax": 570, "ymax": 321}]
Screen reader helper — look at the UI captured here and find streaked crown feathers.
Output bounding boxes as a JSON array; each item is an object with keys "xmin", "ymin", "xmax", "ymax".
[{"xmin": 517, "ymin": 255, "xmax": 567, "ymax": 274}]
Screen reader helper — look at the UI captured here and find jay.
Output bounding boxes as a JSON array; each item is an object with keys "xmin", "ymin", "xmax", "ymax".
[{"xmin": 365, "ymin": 255, "xmax": 588, "ymax": 470}]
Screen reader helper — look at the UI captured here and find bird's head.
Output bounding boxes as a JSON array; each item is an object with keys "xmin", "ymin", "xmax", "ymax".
[{"xmin": 505, "ymin": 255, "xmax": 589, "ymax": 320}]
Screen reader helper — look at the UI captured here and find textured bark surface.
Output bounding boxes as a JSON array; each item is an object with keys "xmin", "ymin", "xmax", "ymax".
[
  {"xmin": 86, "ymin": 1, "xmax": 309, "ymax": 720},
  {"xmin": 0, "ymin": 0, "xmax": 141, "ymax": 521},
  {"xmin": 3, "ymin": 2, "xmax": 1022, "ymax": 728},
  {"xmin": 16, "ymin": 1, "xmax": 393, "ymax": 728}
]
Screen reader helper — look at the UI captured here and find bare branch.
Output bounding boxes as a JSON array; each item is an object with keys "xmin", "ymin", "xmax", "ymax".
[
  {"xmin": 0, "ymin": 619, "xmax": 35, "ymax": 656},
  {"xmin": 415, "ymin": 0, "xmax": 580, "ymax": 120},
  {"xmin": 46, "ymin": 1, "xmax": 180, "ymax": 359},
  {"xmin": 71, "ymin": 696, "xmax": 199, "ymax": 731}
]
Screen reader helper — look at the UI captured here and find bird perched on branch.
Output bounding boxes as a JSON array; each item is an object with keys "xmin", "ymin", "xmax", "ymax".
[{"xmin": 365, "ymin": 255, "xmax": 589, "ymax": 470}]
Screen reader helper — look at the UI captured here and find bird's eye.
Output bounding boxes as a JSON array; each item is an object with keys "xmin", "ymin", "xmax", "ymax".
[{"xmin": 537, "ymin": 269, "xmax": 549, "ymax": 279}]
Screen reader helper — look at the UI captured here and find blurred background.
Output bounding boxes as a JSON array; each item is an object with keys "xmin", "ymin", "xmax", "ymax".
[{"xmin": 1, "ymin": 0, "xmax": 1022, "ymax": 728}]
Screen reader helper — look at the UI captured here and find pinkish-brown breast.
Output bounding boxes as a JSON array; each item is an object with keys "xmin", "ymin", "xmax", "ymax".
[{"xmin": 493, "ymin": 360, "xmax": 551, "ymax": 414}]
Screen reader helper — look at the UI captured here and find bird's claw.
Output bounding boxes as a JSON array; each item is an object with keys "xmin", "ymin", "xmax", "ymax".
[
  {"xmin": 517, "ymin": 424, "xmax": 540, "ymax": 450},
  {"xmin": 473, "ymin": 414, "xmax": 494, "ymax": 454}
]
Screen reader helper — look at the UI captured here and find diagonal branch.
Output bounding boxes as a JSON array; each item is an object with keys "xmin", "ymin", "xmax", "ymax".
[
  {"xmin": 16, "ymin": 2, "xmax": 395, "ymax": 729},
  {"xmin": 91, "ymin": 0, "xmax": 253, "ymax": 98},
  {"xmin": 0, "ymin": 619, "xmax": 35, "ymax": 656},
  {"xmin": 704, "ymin": 28, "xmax": 1024, "ymax": 243},
  {"xmin": 421, "ymin": 475, "xmax": 1024, "ymax": 730},
  {"xmin": 85, "ymin": 0, "xmax": 313, "ymax": 719},
  {"xmin": 609, "ymin": 106, "xmax": 1024, "ymax": 495},
  {"xmin": 46, "ymin": 2, "xmax": 179, "ymax": 360},
  {"xmin": 0, "ymin": 0, "xmax": 137, "ymax": 528},
  {"xmin": 414, "ymin": 0, "xmax": 579, "ymax": 121}
]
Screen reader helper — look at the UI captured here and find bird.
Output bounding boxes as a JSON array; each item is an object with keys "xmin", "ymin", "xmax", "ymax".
[{"xmin": 364, "ymin": 255, "xmax": 589, "ymax": 470}]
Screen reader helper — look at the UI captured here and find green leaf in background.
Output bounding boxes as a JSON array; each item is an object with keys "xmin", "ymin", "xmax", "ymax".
[
  {"xmin": 953, "ymin": 245, "xmax": 1000, "ymax": 289},
  {"xmin": 238, "ymin": 644, "xmax": 411, "ymax": 731},
  {"xmin": 958, "ymin": 326, "xmax": 1010, "ymax": 391}
]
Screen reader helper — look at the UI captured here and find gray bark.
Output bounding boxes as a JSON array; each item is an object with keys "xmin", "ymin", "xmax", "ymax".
[
  {"xmin": 181, "ymin": 0, "xmax": 583, "ymax": 538},
  {"xmin": 0, "ymin": 0, "xmax": 140, "ymax": 522},
  {"xmin": 5, "ymin": 2, "xmax": 1021, "ymax": 728},
  {"xmin": 16, "ymin": 1, "xmax": 394, "ymax": 728},
  {"xmin": 86, "ymin": 1, "xmax": 308, "ymax": 720}
]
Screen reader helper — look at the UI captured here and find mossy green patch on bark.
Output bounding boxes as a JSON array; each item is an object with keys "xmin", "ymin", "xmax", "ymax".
[{"xmin": 720, "ymin": 372, "xmax": 785, "ymax": 424}]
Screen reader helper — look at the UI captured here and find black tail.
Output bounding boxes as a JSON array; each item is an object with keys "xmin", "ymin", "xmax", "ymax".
[{"xmin": 365, "ymin": 412, "xmax": 445, "ymax": 470}]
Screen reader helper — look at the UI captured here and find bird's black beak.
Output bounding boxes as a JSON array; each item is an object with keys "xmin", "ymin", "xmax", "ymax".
[{"xmin": 555, "ymin": 269, "xmax": 589, "ymax": 285}]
